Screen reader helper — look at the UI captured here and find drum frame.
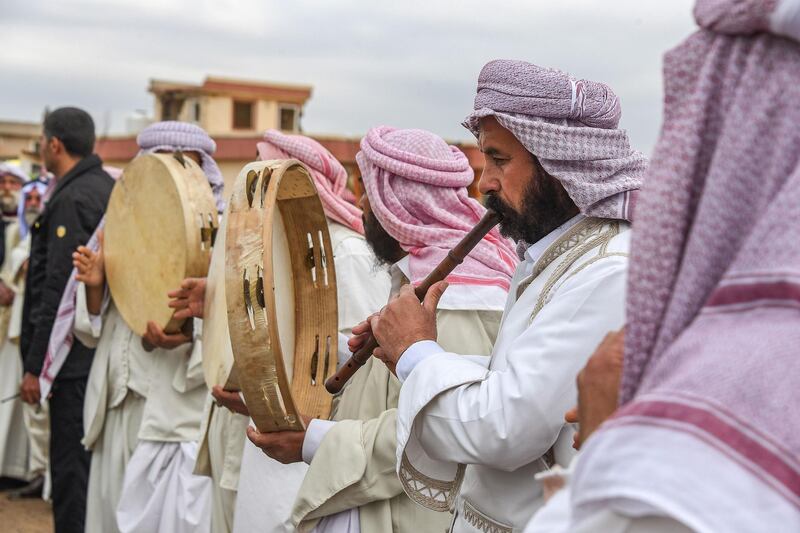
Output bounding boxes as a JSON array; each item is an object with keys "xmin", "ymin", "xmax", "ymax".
[
  {"xmin": 226, "ymin": 159, "xmax": 339, "ymax": 432},
  {"xmin": 105, "ymin": 152, "xmax": 216, "ymax": 336}
]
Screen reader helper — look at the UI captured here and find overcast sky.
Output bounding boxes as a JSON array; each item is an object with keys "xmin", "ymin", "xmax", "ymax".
[{"xmin": 2, "ymin": 0, "xmax": 696, "ymax": 153}]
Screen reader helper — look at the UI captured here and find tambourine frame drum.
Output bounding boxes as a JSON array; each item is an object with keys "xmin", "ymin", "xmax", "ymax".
[
  {"xmin": 226, "ymin": 159, "xmax": 339, "ymax": 432},
  {"xmin": 105, "ymin": 152, "xmax": 217, "ymax": 336}
]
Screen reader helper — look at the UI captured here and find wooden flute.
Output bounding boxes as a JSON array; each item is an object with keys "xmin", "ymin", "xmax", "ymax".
[{"xmin": 324, "ymin": 209, "xmax": 503, "ymax": 394}]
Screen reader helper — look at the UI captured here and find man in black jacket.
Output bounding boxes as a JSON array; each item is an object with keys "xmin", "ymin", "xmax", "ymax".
[{"xmin": 19, "ymin": 107, "xmax": 114, "ymax": 533}]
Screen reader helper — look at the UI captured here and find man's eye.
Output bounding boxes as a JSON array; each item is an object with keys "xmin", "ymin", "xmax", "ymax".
[{"xmin": 493, "ymin": 156, "xmax": 508, "ymax": 166}]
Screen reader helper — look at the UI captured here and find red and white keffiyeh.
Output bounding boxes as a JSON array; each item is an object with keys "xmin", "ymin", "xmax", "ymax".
[
  {"xmin": 257, "ymin": 130, "xmax": 364, "ymax": 234},
  {"xmin": 357, "ymin": 126, "xmax": 516, "ymax": 290},
  {"xmin": 572, "ymin": 1, "xmax": 800, "ymax": 531}
]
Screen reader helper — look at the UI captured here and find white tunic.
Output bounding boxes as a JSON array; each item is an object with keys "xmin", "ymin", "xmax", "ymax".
[
  {"xmin": 0, "ymin": 223, "xmax": 29, "ymax": 480},
  {"xmin": 395, "ymin": 217, "xmax": 630, "ymax": 532},
  {"xmin": 77, "ymin": 283, "xmax": 210, "ymax": 533},
  {"xmin": 232, "ymin": 221, "xmax": 391, "ymax": 533},
  {"xmin": 114, "ymin": 316, "xmax": 211, "ymax": 533}
]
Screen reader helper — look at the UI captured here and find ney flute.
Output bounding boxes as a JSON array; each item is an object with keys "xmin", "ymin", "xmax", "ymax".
[{"xmin": 325, "ymin": 210, "xmax": 503, "ymax": 394}]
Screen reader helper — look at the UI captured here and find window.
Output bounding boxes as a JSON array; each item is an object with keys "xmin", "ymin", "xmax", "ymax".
[
  {"xmin": 161, "ymin": 94, "xmax": 185, "ymax": 121},
  {"xmin": 233, "ymin": 100, "xmax": 254, "ymax": 130},
  {"xmin": 279, "ymin": 104, "xmax": 299, "ymax": 132},
  {"xmin": 192, "ymin": 101, "xmax": 201, "ymax": 123}
]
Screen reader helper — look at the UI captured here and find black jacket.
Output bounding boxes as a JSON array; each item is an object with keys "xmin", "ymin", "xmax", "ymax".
[{"xmin": 22, "ymin": 154, "xmax": 114, "ymax": 380}]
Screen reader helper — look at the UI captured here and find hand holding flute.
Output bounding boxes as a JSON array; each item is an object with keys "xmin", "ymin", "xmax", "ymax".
[{"xmin": 325, "ymin": 210, "xmax": 502, "ymax": 394}]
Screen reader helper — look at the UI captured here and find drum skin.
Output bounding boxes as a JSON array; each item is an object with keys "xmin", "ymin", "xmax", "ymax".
[
  {"xmin": 226, "ymin": 159, "xmax": 339, "ymax": 432},
  {"xmin": 201, "ymin": 205, "xmax": 240, "ymax": 390},
  {"xmin": 105, "ymin": 153, "xmax": 217, "ymax": 336}
]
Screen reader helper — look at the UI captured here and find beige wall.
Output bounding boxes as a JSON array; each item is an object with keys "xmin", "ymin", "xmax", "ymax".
[
  {"xmin": 0, "ymin": 136, "xmax": 35, "ymax": 160},
  {"xmin": 202, "ymin": 96, "xmax": 233, "ymax": 136}
]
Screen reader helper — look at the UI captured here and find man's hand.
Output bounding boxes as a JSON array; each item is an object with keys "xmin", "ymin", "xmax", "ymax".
[
  {"xmin": 370, "ymin": 281, "xmax": 447, "ymax": 370},
  {"xmin": 167, "ymin": 278, "xmax": 207, "ymax": 320},
  {"xmin": 564, "ymin": 406, "xmax": 580, "ymax": 450},
  {"xmin": 0, "ymin": 281, "xmax": 15, "ymax": 307},
  {"xmin": 573, "ymin": 329, "xmax": 625, "ymax": 449},
  {"xmin": 20, "ymin": 372, "xmax": 41, "ymax": 404},
  {"xmin": 347, "ymin": 317, "xmax": 376, "ymax": 355},
  {"xmin": 73, "ymin": 230, "xmax": 105, "ymax": 288},
  {"xmin": 246, "ymin": 415, "xmax": 312, "ymax": 464},
  {"xmin": 211, "ymin": 386, "xmax": 249, "ymax": 416},
  {"xmin": 141, "ymin": 320, "xmax": 191, "ymax": 351}
]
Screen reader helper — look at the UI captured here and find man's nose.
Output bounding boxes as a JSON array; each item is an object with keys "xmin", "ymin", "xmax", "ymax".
[{"xmin": 477, "ymin": 168, "xmax": 499, "ymax": 196}]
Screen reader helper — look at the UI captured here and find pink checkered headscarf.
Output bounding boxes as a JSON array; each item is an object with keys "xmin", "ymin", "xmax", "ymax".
[
  {"xmin": 357, "ymin": 126, "xmax": 516, "ymax": 290},
  {"xmin": 137, "ymin": 121, "xmax": 225, "ymax": 212},
  {"xmin": 257, "ymin": 130, "xmax": 363, "ymax": 234},
  {"xmin": 464, "ymin": 60, "xmax": 647, "ymax": 222},
  {"xmin": 572, "ymin": 2, "xmax": 800, "ymax": 531}
]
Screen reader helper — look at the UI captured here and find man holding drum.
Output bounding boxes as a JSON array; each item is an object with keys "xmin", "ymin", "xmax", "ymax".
[
  {"xmin": 367, "ymin": 60, "xmax": 646, "ymax": 532},
  {"xmin": 212, "ymin": 131, "xmax": 392, "ymax": 533},
  {"xmin": 245, "ymin": 126, "xmax": 516, "ymax": 533},
  {"xmin": 73, "ymin": 121, "xmax": 223, "ymax": 533}
]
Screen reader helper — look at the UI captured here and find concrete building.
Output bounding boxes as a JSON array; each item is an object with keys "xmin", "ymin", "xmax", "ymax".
[{"xmin": 2, "ymin": 76, "xmax": 484, "ymax": 197}]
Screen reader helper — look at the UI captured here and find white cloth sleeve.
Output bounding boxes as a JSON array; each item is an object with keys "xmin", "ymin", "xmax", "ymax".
[
  {"xmin": 396, "ymin": 340, "xmax": 445, "ymax": 382},
  {"xmin": 398, "ymin": 259, "xmax": 627, "ymax": 473},
  {"xmin": 302, "ymin": 419, "xmax": 337, "ymax": 464},
  {"xmin": 73, "ymin": 282, "xmax": 109, "ymax": 348},
  {"xmin": 172, "ymin": 318, "xmax": 206, "ymax": 393}
]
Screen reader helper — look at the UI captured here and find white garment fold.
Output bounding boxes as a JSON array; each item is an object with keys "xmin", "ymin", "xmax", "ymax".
[{"xmin": 117, "ymin": 441, "xmax": 212, "ymax": 533}]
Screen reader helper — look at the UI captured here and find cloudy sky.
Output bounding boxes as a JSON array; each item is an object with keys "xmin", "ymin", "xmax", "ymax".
[{"xmin": 2, "ymin": 0, "xmax": 696, "ymax": 153}]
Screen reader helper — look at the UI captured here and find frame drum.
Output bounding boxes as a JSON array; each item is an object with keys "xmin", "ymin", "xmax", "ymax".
[
  {"xmin": 201, "ymin": 206, "xmax": 239, "ymax": 390},
  {"xmin": 226, "ymin": 159, "xmax": 338, "ymax": 432},
  {"xmin": 105, "ymin": 152, "xmax": 217, "ymax": 336}
]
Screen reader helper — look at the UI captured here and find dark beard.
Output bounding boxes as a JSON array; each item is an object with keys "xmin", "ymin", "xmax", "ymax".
[
  {"xmin": 484, "ymin": 163, "xmax": 578, "ymax": 245},
  {"xmin": 363, "ymin": 212, "xmax": 405, "ymax": 267}
]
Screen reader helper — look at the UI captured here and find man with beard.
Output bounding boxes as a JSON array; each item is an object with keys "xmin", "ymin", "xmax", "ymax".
[
  {"xmin": 3, "ymin": 180, "xmax": 50, "ymax": 500},
  {"xmin": 246, "ymin": 126, "xmax": 516, "ymax": 533},
  {"xmin": 368, "ymin": 60, "xmax": 646, "ymax": 532},
  {"xmin": 215, "ymin": 131, "xmax": 391, "ymax": 533},
  {"xmin": 0, "ymin": 163, "xmax": 29, "ymax": 483},
  {"xmin": 19, "ymin": 107, "xmax": 114, "ymax": 533},
  {"xmin": 201, "ymin": 130, "xmax": 389, "ymax": 533}
]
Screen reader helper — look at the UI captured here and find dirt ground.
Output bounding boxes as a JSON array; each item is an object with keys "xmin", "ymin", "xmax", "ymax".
[{"xmin": 0, "ymin": 495, "xmax": 52, "ymax": 533}]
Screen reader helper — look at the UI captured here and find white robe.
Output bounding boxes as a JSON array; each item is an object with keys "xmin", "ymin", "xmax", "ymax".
[
  {"xmin": 115, "ymin": 316, "xmax": 211, "ymax": 533},
  {"xmin": 523, "ymin": 484, "xmax": 692, "ymax": 533},
  {"xmin": 78, "ymin": 282, "xmax": 211, "ymax": 532},
  {"xmin": 290, "ymin": 255, "xmax": 507, "ymax": 533},
  {"xmin": 194, "ymin": 397, "xmax": 248, "ymax": 533},
  {"xmin": 233, "ymin": 222, "xmax": 391, "ymax": 533},
  {"xmin": 395, "ymin": 217, "xmax": 631, "ymax": 532},
  {"xmin": 0, "ymin": 223, "xmax": 29, "ymax": 480}
]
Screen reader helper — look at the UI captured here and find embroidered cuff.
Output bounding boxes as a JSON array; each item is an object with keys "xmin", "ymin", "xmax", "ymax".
[
  {"xmin": 396, "ymin": 340, "xmax": 445, "ymax": 383},
  {"xmin": 302, "ymin": 419, "xmax": 337, "ymax": 464}
]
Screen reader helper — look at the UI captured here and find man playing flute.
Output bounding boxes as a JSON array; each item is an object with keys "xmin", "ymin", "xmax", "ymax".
[
  {"xmin": 246, "ymin": 126, "xmax": 516, "ymax": 533},
  {"xmin": 369, "ymin": 60, "xmax": 646, "ymax": 532}
]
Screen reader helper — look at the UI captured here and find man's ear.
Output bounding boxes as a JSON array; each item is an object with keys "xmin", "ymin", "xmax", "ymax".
[{"xmin": 49, "ymin": 136, "xmax": 63, "ymax": 156}]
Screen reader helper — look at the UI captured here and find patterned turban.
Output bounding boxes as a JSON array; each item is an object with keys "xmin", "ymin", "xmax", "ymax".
[
  {"xmin": 357, "ymin": 126, "xmax": 517, "ymax": 290},
  {"xmin": 136, "ymin": 121, "xmax": 225, "ymax": 212},
  {"xmin": 464, "ymin": 59, "xmax": 647, "ymax": 221},
  {"xmin": 257, "ymin": 130, "xmax": 363, "ymax": 234}
]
